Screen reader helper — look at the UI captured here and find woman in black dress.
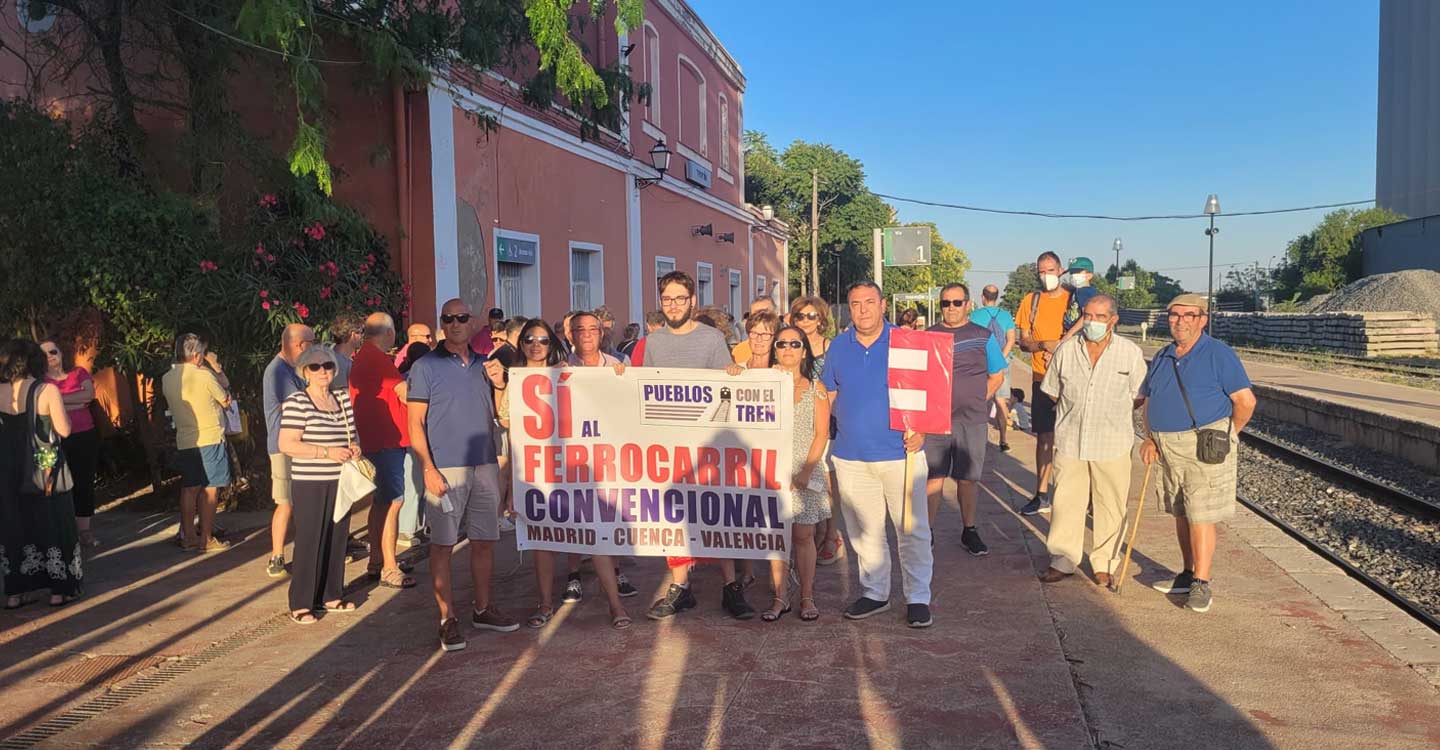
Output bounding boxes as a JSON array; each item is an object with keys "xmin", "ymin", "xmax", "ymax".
[{"xmin": 1, "ymin": 339, "xmax": 83, "ymax": 608}]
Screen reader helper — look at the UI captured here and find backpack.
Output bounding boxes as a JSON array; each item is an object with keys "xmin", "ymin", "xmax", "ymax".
[{"xmin": 977, "ymin": 306, "xmax": 1006, "ymax": 346}]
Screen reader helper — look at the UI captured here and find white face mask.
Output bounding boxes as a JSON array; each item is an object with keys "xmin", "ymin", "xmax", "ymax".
[
  {"xmin": 1083, "ymin": 320, "xmax": 1110, "ymax": 342},
  {"xmin": 1071, "ymin": 273, "xmax": 1091, "ymax": 288},
  {"xmin": 1040, "ymin": 273, "xmax": 1060, "ymax": 291}
]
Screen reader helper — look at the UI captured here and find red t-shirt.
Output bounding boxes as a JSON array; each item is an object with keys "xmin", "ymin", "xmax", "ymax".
[{"xmin": 348, "ymin": 343, "xmax": 410, "ymax": 451}]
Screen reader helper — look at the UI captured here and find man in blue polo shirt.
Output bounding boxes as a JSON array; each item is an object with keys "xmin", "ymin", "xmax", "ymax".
[
  {"xmin": 409, "ymin": 298, "xmax": 518, "ymax": 652},
  {"xmin": 1139, "ymin": 293, "xmax": 1256, "ymax": 614},
  {"xmin": 822, "ymin": 280, "xmax": 934, "ymax": 628}
]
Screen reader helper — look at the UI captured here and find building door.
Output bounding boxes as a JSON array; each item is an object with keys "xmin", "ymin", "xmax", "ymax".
[{"xmin": 728, "ymin": 269, "xmax": 742, "ymax": 315}]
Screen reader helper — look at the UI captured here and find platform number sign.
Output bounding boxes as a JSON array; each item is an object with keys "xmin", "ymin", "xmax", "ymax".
[{"xmin": 882, "ymin": 226, "xmax": 932, "ymax": 267}]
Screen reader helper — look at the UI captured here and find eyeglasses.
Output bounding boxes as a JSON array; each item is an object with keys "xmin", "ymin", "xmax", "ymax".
[
  {"xmin": 748, "ymin": 330, "xmax": 774, "ymax": 339},
  {"xmin": 305, "ymin": 362, "xmax": 337, "ymax": 372},
  {"xmin": 939, "ymin": 299, "xmax": 968, "ymax": 308},
  {"xmin": 1167, "ymin": 311, "xmax": 1204, "ymax": 321},
  {"xmin": 522, "ymin": 336, "xmax": 551, "ymax": 346},
  {"xmin": 659, "ymin": 296, "xmax": 690, "ymax": 307},
  {"xmin": 793, "ymin": 311, "xmax": 820, "ymax": 321},
  {"xmin": 440, "ymin": 314, "xmax": 472, "ymax": 324},
  {"xmin": 573, "ymin": 327, "xmax": 601, "ymax": 335},
  {"xmin": 774, "ymin": 340, "xmax": 805, "ymax": 349}
]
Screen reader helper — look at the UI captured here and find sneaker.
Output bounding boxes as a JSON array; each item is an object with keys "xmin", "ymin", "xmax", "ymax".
[
  {"xmin": 616, "ymin": 574, "xmax": 639, "ymax": 598},
  {"xmin": 471, "ymin": 606, "xmax": 520, "ymax": 632},
  {"xmin": 1185, "ymin": 581, "xmax": 1213, "ymax": 613},
  {"xmin": 562, "ymin": 576, "xmax": 583, "ymax": 603},
  {"xmin": 265, "ymin": 555, "xmax": 287, "ymax": 578},
  {"xmin": 722, "ymin": 581, "xmax": 756, "ymax": 620},
  {"xmin": 999, "ymin": 442, "xmax": 1011, "ymax": 453},
  {"xmin": 1020, "ymin": 495, "xmax": 1051, "ymax": 516},
  {"xmin": 194, "ymin": 537, "xmax": 231, "ymax": 554},
  {"xmin": 345, "ymin": 537, "xmax": 369, "ymax": 560},
  {"xmin": 960, "ymin": 527, "xmax": 989, "ymax": 556},
  {"xmin": 498, "ymin": 516, "xmax": 516, "ymax": 533},
  {"xmin": 439, "ymin": 617, "xmax": 467, "ymax": 652},
  {"xmin": 842, "ymin": 597, "xmax": 891, "ymax": 620},
  {"xmin": 1152, "ymin": 570, "xmax": 1195, "ymax": 594},
  {"xmin": 647, "ymin": 584, "xmax": 697, "ymax": 620},
  {"xmin": 906, "ymin": 603, "xmax": 933, "ymax": 628}
]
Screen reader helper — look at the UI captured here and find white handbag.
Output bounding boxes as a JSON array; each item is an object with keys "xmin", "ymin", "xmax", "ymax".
[
  {"xmin": 222, "ymin": 401, "xmax": 243, "ymax": 436},
  {"xmin": 333, "ymin": 400, "xmax": 376, "ymax": 523}
]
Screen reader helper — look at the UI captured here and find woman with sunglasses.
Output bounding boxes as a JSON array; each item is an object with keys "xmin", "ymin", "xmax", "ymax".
[
  {"xmin": 764, "ymin": 325, "xmax": 831, "ymax": 622},
  {"xmin": 277, "ymin": 347, "xmax": 361, "ymax": 624},
  {"xmin": 789, "ymin": 296, "xmax": 845, "ymax": 566},
  {"xmin": 41, "ymin": 339, "xmax": 101, "ymax": 548}
]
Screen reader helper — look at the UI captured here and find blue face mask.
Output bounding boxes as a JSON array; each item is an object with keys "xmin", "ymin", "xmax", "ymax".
[{"xmin": 1083, "ymin": 320, "xmax": 1110, "ymax": 342}]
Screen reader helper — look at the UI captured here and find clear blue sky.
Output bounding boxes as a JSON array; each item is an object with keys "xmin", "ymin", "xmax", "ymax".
[{"xmin": 689, "ymin": 0, "xmax": 1380, "ymax": 296}]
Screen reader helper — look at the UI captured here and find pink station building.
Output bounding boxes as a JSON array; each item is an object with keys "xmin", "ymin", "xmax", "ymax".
[{"xmin": 1, "ymin": 0, "xmax": 789, "ymax": 330}]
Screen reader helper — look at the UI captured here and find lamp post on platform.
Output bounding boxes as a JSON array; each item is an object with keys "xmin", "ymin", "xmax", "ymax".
[
  {"xmin": 1112, "ymin": 237, "xmax": 1123, "ymax": 281},
  {"xmin": 1204, "ymin": 194, "xmax": 1221, "ymax": 331}
]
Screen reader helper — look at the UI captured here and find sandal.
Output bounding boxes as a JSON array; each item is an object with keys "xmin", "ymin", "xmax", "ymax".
[
  {"xmin": 289, "ymin": 611, "xmax": 318, "ymax": 625},
  {"xmin": 48, "ymin": 593, "xmax": 81, "ymax": 607},
  {"xmin": 379, "ymin": 568, "xmax": 416, "ymax": 589},
  {"xmin": 739, "ymin": 573, "xmax": 757, "ymax": 591},
  {"xmin": 527, "ymin": 605, "xmax": 554, "ymax": 629},
  {"xmin": 611, "ymin": 612, "xmax": 633, "ymax": 630},
  {"xmin": 799, "ymin": 596, "xmax": 820, "ymax": 622},
  {"xmin": 368, "ymin": 561, "xmax": 415, "ymax": 582},
  {"xmin": 4, "ymin": 595, "xmax": 26, "ymax": 610},
  {"xmin": 760, "ymin": 597, "xmax": 791, "ymax": 622},
  {"xmin": 320, "ymin": 600, "xmax": 358, "ymax": 613}
]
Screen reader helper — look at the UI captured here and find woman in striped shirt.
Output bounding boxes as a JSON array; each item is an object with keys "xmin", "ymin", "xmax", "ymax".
[{"xmin": 278, "ymin": 347, "xmax": 361, "ymax": 624}]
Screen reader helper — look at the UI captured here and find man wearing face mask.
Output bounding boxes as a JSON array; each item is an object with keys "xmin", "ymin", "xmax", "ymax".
[
  {"xmin": 1015, "ymin": 251, "xmax": 1069, "ymax": 515},
  {"xmin": 1060, "ymin": 257, "xmax": 1099, "ymax": 333},
  {"xmin": 1036, "ymin": 295, "xmax": 1147, "ymax": 587}
]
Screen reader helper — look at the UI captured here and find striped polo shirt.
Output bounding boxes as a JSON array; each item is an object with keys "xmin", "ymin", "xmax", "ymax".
[{"xmin": 279, "ymin": 390, "xmax": 356, "ymax": 482}]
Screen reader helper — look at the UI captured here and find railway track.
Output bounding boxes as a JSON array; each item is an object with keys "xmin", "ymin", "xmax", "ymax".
[
  {"xmin": 1229, "ymin": 346, "xmax": 1440, "ymax": 379},
  {"xmin": 1238, "ymin": 430, "xmax": 1440, "ymax": 635}
]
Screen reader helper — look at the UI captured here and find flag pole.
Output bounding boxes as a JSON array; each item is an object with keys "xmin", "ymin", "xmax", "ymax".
[{"xmin": 902, "ymin": 429, "xmax": 916, "ymax": 534}]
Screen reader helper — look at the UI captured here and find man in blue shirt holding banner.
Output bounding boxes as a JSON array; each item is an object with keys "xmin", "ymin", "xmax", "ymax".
[
  {"xmin": 1139, "ymin": 293, "xmax": 1256, "ymax": 614},
  {"xmin": 822, "ymin": 280, "xmax": 934, "ymax": 629}
]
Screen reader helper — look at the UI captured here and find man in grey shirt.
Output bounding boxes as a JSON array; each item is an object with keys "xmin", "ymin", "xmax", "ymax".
[{"xmin": 637, "ymin": 271, "xmax": 756, "ymax": 621}]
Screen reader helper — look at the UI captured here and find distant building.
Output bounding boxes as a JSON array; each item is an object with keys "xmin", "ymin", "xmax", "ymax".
[{"xmin": 1376, "ymin": 0, "xmax": 1440, "ymax": 219}]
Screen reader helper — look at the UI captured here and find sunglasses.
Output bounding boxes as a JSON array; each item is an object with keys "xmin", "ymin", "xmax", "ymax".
[
  {"xmin": 774, "ymin": 340, "xmax": 805, "ymax": 349},
  {"xmin": 792, "ymin": 312, "xmax": 820, "ymax": 321},
  {"xmin": 522, "ymin": 336, "xmax": 551, "ymax": 346},
  {"xmin": 305, "ymin": 362, "xmax": 337, "ymax": 372},
  {"xmin": 43, "ymin": 348, "xmax": 60, "ymax": 356},
  {"xmin": 939, "ymin": 299, "xmax": 968, "ymax": 308},
  {"xmin": 440, "ymin": 314, "xmax": 472, "ymax": 324}
]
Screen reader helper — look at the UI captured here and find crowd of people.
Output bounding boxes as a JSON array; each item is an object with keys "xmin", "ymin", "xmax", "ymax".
[{"xmin": 0, "ymin": 253, "xmax": 1255, "ymax": 643}]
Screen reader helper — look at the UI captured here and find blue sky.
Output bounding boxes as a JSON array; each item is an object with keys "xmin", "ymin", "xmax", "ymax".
[{"xmin": 690, "ymin": 0, "xmax": 1381, "ymax": 294}]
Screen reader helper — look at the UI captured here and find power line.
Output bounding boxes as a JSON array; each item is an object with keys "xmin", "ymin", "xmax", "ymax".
[
  {"xmin": 873, "ymin": 192, "xmax": 1375, "ymax": 221},
  {"xmin": 166, "ymin": 6, "xmax": 366, "ymax": 65}
]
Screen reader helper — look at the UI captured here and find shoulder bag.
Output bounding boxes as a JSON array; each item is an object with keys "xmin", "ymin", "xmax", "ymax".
[
  {"xmin": 24, "ymin": 381, "xmax": 74, "ymax": 496},
  {"xmin": 1167, "ymin": 351, "xmax": 1232, "ymax": 465},
  {"xmin": 334, "ymin": 396, "xmax": 377, "ymax": 523}
]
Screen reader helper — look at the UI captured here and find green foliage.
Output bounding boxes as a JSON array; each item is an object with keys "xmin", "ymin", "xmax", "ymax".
[
  {"xmin": 999, "ymin": 264, "xmax": 1038, "ymax": 313},
  {"xmin": 1272, "ymin": 207, "xmax": 1406, "ymax": 302},
  {"xmin": 881, "ymin": 223, "xmax": 971, "ymax": 298},
  {"xmin": 525, "ymin": 0, "xmax": 608, "ymax": 109}
]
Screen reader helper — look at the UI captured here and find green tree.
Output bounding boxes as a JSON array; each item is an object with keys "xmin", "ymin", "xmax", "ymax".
[
  {"xmin": 1000, "ymin": 263, "xmax": 1038, "ymax": 313},
  {"xmin": 1273, "ymin": 207, "xmax": 1406, "ymax": 301}
]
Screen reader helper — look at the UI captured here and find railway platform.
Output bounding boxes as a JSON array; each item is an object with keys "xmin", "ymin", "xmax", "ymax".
[{"xmin": 3, "ymin": 397, "xmax": 1438, "ymax": 749}]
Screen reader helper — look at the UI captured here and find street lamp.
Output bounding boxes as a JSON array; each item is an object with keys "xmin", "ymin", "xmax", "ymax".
[
  {"xmin": 1112, "ymin": 237, "xmax": 1123, "ymax": 281},
  {"xmin": 635, "ymin": 140, "xmax": 672, "ymax": 190},
  {"xmin": 1204, "ymin": 194, "xmax": 1220, "ymax": 330}
]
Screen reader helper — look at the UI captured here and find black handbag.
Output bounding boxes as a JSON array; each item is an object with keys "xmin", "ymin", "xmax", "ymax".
[
  {"xmin": 1168, "ymin": 355, "xmax": 1232, "ymax": 465},
  {"xmin": 23, "ymin": 380, "xmax": 74, "ymax": 496}
]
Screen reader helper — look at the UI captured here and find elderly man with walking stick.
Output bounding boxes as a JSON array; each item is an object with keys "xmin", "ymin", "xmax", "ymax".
[{"xmin": 1036, "ymin": 294, "xmax": 1147, "ymax": 588}]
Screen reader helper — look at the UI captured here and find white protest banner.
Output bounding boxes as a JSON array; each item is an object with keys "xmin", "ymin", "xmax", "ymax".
[{"xmin": 509, "ymin": 367, "xmax": 794, "ymax": 560}]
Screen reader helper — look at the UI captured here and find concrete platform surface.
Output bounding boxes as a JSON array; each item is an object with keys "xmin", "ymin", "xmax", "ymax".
[{"xmin": 3, "ymin": 422, "xmax": 1439, "ymax": 749}]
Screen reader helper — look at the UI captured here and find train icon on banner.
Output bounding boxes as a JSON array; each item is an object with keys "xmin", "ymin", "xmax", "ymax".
[{"xmin": 638, "ymin": 380, "xmax": 780, "ymax": 430}]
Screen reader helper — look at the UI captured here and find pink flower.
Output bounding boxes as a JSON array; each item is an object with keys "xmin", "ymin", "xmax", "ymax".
[
  {"xmin": 259, "ymin": 290, "xmax": 269, "ymax": 299},
  {"xmin": 319, "ymin": 286, "xmax": 332, "ymax": 299},
  {"xmin": 255, "ymin": 243, "xmax": 266, "ymax": 256},
  {"xmin": 261, "ymin": 301, "xmax": 271, "ymax": 311},
  {"xmin": 259, "ymin": 194, "xmax": 278, "ymax": 208},
  {"xmin": 304, "ymin": 223, "xmax": 326, "ymax": 241},
  {"xmin": 293, "ymin": 302, "xmax": 310, "ymax": 319},
  {"xmin": 266, "ymin": 254, "xmax": 276, "ymax": 263},
  {"xmin": 360, "ymin": 282, "xmax": 369, "ymax": 291},
  {"xmin": 366, "ymin": 253, "xmax": 376, "ymax": 264},
  {"xmin": 198, "ymin": 260, "xmax": 218, "ymax": 273}
]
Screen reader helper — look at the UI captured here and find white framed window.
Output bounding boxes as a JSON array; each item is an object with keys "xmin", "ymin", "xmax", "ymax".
[
  {"xmin": 643, "ymin": 23, "xmax": 661, "ymax": 127},
  {"xmin": 697, "ymin": 262, "xmax": 714, "ymax": 306},
  {"xmin": 569, "ymin": 242, "xmax": 604, "ymax": 311},
  {"xmin": 677, "ymin": 54, "xmax": 707, "ymax": 155},
  {"xmin": 755, "ymin": 275, "xmax": 767, "ymax": 300},
  {"xmin": 718, "ymin": 95, "xmax": 730, "ymax": 172},
  {"xmin": 655, "ymin": 256, "xmax": 677, "ymax": 304},
  {"xmin": 494, "ymin": 229, "xmax": 542, "ymax": 319},
  {"xmin": 728, "ymin": 269, "xmax": 742, "ymax": 316}
]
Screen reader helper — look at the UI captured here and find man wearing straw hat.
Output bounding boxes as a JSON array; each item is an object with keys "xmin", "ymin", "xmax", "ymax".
[
  {"xmin": 1139, "ymin": 293, "xmax": 1256, "ymax": 613},
  {"xmin": 1036, "ymin": 294, "xmax": 1147, "ymax": 587}
]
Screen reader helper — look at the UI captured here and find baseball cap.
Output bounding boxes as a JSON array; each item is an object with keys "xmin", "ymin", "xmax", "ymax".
[
  {"xmin": 488, "ymin": 307, "xmax": 504, "ymax": 319},
  {"xmin": 1067, "ymin": 257, "xmax": 1095, "ymax": 274},
  {"xmin": 1166, "ymin": 293, "xmax": 1209, "ymax": 312}
]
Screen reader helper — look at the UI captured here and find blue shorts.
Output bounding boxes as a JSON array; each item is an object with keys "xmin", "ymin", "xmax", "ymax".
[
  {"xmin": 175, "ymin": 442, "xmax": 231, "ymax": 488},
  {"xmin": 366, "ymin": 448, "xmax": 407, "ymax": 504}
]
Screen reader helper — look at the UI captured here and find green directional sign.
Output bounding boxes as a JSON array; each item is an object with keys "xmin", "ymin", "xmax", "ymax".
[{"xmin": 882, "ymin": 226, "xmax": 932, "ymax": 267}]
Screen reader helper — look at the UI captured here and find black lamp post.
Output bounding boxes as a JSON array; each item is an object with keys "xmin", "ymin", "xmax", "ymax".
[
  {"xmin": 636, "ymin": 140, "xmax": 671, "ymax": 190},
  {"xmin": 1204, "ymin": 194, "xmax": 1220, "ymax": 330},
  {"xmin": 1112, "ymin": 237, "xmax": 1123, "ymax": 281}
]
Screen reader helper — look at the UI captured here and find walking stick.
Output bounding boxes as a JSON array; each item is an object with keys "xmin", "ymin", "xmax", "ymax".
[{"xmin": 1114, "ymin": 461, "xmax": 1155, "ymax": 594}]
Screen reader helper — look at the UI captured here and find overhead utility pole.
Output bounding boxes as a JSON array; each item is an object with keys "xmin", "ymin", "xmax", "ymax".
[{"xmin": 810, "ymin": 168, "xmax": 819, "ymax": 296}]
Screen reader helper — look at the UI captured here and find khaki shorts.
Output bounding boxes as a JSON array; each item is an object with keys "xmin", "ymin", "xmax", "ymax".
[
  {"xmin": 1154, "ymin": 419, "xmax": 1238, "ymax": 524},
  {"xmin": 425, "ymin": 464, "xmax": 500, "ymax": 546},
  {"xmin": 269, "ymin": 452, "xmax": 292, "ymax": 505}
]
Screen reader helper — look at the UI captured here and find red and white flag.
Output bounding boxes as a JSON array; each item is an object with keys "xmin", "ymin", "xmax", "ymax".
[{"xmin": 888, "ymin": 328, "xmax": 954, "ymax": 435}]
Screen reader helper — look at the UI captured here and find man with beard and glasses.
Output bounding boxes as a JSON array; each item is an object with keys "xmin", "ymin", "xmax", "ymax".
[{"xmin": 632, "ymin": 271, "xmax": 756, "ymax": 621}]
